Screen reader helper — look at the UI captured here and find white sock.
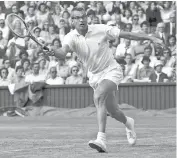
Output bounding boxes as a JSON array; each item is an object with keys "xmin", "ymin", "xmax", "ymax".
[
  {"xmin": 125, "ymin": 116, "xmax": 134, "ymax": 131},
  {"xmin": 97, "ymin": 132, "xmax": 106, "ymax": 144}
]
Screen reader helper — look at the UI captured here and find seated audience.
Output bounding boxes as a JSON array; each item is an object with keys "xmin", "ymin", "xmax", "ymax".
[
  {"xmin": 46, "ymin": 67, "xmax": 65, "ymax": 85},
  {"xmin": 168, "ymin": 35, "xmax": 176, "ymax": 57},
  {"xmin": 149, "ymin": 61, "xmax": 169, "ymax": 83},
  {"xmin": 25, "ymin": 62, "xmax": 46, "ymax": 83},
  {"xmin": 0, "ymin": 67, "xmax": 10, "ymax": 86},
  {"xmin": 136, "ymin": 56, "xmax": 154, "ymax": 81},
  {"xmin": 65, "ymin": 65, "xmax": 84, "ymax": 84}
]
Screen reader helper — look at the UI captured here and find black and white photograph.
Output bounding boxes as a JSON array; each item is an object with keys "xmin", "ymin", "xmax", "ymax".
[{"xmin": 0, "ymin": 1, "xmax": 176, "ymax": 157}]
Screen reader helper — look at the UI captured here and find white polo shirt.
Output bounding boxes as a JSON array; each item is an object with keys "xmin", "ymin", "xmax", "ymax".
[{"xmin": 62, "ymin": 24, "xmax": 120, "ymax": 74}]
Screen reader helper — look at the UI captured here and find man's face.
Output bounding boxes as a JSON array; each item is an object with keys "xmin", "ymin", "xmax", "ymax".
[
  {"xmin": 169, "ymin": 37, "xmax": 176, "ymax": 45},
  {"xmin": 28, "ymin": 7, "xmax": 34, "ymax": 15},
  {"xmin": 0, "ymin": 20, "xmax": 5, "ymax": 28},
  {"xmin": 144, "ymin": 48, "xmax": 152, "ymax": 56},
  {"xmin": 92, "ymin": 17, "xmax": 99, "ymax": 24},
  {"xmin": 4, "ymin": 60, "xmax": 10, "ymax": 68},
  {"xmin": 125, "ymin": 55, "xmax": 132, "ymax": 64},
  {"xmin": 132, "ymin": 16, "xmax": 139, "ymax": 24},
  {"xmin": 1, "ymin": 69, "xmax": 8, "ymax": 78},
  {"xmin": 12, "ymin": 5, "xmax": 18, "ymax": 13},
  {"xmin": 155, "ymin": 65, "xmax": 162, "ymax": 73},
  {"xmin": 72, "ymin": 67, "xmax": 79, "ymax": 76},
  {"xmin": 142, "ymin": 24, "xmax": 148, "ymax": 33},
  {"xmin": 16, "ymin": 68, "xmax": 24, "ymax": 77},
  {"xmin": 125, "ymin": 24, "xmax": 132, "ymax": 32},
  {"xmin": 34, "ymin": 29, "xmax": 40, "ymax": 37},
  {"xmin": 33, "ymin": 64, "xmax": 39, "ymax": 74},
  {"xmin": 50, "ymin": 67, "xmax": 57, "ymax": 79},
  {"xmin": 158, "ymin": 25, "xmax": 165, "ymax": 33},
  {"xmin": 72, "ymin": 10, "xmax": 88, "ymax": 31},
  {"xmin": 143, "ymin": 60, "xmax": 150, "ymax": 67},
  {"xmin": 160, "ymin": 56, "xmax": 166, "ymax": 65}
]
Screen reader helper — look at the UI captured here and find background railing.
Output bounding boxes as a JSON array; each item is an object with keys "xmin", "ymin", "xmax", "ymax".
[{"xmin": 0, "ymin": 83, "xmax": 176, "ymax": 110}]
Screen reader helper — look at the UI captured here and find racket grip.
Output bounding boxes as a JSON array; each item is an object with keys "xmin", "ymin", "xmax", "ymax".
[{"xmin": 43, "ymin": 45, "xmax": 49, "ymax": 51}]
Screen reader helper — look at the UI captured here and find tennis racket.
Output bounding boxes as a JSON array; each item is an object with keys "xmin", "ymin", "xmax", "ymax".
[{"xmin": 6, "ymin": 13, "xmax": 54, "ymax": 55}]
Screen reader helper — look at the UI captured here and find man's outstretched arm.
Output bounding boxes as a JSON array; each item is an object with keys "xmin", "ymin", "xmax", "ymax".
[{"xmin": 119, "ymin": 31, "xmax": 165, "ymax": 48}]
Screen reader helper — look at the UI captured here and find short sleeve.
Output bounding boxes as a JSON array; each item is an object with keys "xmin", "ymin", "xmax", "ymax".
[{"xmin": 62, "ymin": 33, "xmax": 75, "ymax": 52}]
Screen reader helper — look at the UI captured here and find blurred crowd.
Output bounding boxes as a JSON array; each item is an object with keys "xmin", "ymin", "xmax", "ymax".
[{"xmin": 0, "ymin": 1, "xmax": 176, "ymax": 87}]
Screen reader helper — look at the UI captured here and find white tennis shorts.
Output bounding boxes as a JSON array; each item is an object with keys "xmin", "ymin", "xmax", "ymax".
[{"xmin": 88, "ymin": 64, "xmax": 123, "ymax": 90}]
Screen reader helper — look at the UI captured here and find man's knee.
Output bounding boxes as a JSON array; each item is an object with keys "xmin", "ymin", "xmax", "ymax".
[{"xmin": 94, "ymin": 88, "xmax": 108, "ymax": 107}]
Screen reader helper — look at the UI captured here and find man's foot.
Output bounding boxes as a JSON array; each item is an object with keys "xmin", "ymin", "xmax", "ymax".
[
  {"xmin": 88, "ymin": 139, "xmax": 107, "ymax": 153},
  {"xmin": 125, "ymin": 117, "xmax": 137, "ymax": 145}
]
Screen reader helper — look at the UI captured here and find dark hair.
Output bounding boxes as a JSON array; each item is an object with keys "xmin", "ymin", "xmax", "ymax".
[
  {"xmin": 19, "ymin": 50, "xmax": 28, "ymax": 59},
  {"xmin": 168, "ymin": 35, "xmax": 176, "ymax": 43},
  {"xmin": 52, "ymin": 38, "xmax": 62, "ymax": 47},
  {"xmin": 144, "ymin": 45, "xmax": 152, "ymax": 51},
  {"xmin": 140, "ymin": 21, "xmax": 150, "ymax": 28},
  {"xmin": 16, "ymin": 65, "xmax": 24, "ymax": 72},
  {"xmin": 27, "ymin": 6, "xmax": 35, "ymax": 12},
  {"xmin": 18, "ymin": 10, "xmax": 25, "ymax": 19},
  {"xmin": 2, "ymin": 58, "xmax": 10, "ymax": 65},
  {"xmin": 21, "ymin": 58, "xmax": 30, "ymax": 66},
  {"xmin": 87, "ymin": 9, "xmax": 96, "ymax": 16},
  {"xmin": 124, "ymin": 9, "xmax": 132, "ymax": 17},
  {"xmin": 163, "ymin": 47, "xmax": 171, "ymax": 56},
  {"xmin": 62, "ymin": 10, "xmax": 70, "ymax": 18},
  {"xmin": 38, "ymin": 3, "xmax": 46, "ymax": 11},
  {"xmin": 0, "ymin": 67, "xmax": 8, "ymax": 78}
]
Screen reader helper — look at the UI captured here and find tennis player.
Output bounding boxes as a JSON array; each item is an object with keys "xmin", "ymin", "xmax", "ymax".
[{"xmin": 51, "ymin": 7, "xmax": 164, "ymax": 152}]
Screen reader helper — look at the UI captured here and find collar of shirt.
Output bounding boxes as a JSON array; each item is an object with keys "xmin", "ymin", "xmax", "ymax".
[{"xmin": 74, "ymin": 25, "xmax": 92, "ymax": 37}]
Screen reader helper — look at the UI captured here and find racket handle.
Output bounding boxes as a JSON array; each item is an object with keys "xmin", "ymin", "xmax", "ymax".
[{"xmin": 43, "ymin": 45, "xmax": 49, "ymax": 51}]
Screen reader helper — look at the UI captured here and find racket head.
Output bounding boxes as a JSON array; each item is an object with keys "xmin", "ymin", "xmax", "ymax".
[{"xmin": 6, "ymin": 13, "xmax": 30, "ymax": 38}]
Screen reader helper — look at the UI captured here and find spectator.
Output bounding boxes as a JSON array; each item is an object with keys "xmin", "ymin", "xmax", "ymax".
[
  {"xmin": 15, "ymin": 50, "xmax": 28, "ymax": 68},
  {"xmin": 0, "ymin": 5, "xmax": 5, "ymax": 20},
  {"xmin": 123, "ymin": 54, "xmax": 138, "ymax": 82},
  {"xmin": 65, "ymin": 52, "xmax": 78, "ymax": 68},
  {"xmin": 52, "ymin": 4, "xmax": 62, "ymax": 28},
  {"xmin": 160, "ymin": 56, "xmax": 174, "ymax": 78},
  {"xmin": 160, "ymin": 1, "xmax": 175, "ymax": 23},
  {"xmin": 136, "ymin": 46, "xmax": 157, "ymax": 69},
  {"xmin": 129, "ymin": 1, "xmax": 138, "ymax": 15},
  {"xmin": 3, "ymin": 58, "xmax": 15, "ymax": 81},
  {"xmin": 58, "ymin": 18, "xmax": 70, "ymax": 43},
  {"xmin": 115, "ymin": 39, "xmax": 133, "ymax": 60},
  {"xmin": 149, "ymin": 61, "xmax": 169, "ymax": 83},
  {"xmin": 25, "ymin": 6, "xmax": 37, "ymax": 25},
  {"xmin": 121, "ymin": 9, "xmax": 133, "ymax": 24},
  {"xmin": 40, "ymin": 21, "xmax": 50, "ymax": 43},
  {"xmin": 38, "ymin": 56, "xmax": 48, "ymax": 77},
  {"xmin": 91, "ymin": 16, "xmax": 100, "ymax": 24},
  {"xmin": 35, "ymin": 3, "xmax": 54, "ymax": 28},
  {"xmin": 136, "ymin": 56, "xmax": 154, "ymax": 81},
  {"xmin": 0, "ymin": 67, "xmax": 10, "ymax": 86},
  {"xmin": 6, "ymin": 29, "xmax": 26, "ymax": 67},
  {"xmin": 65, "ymin": 65, "xmax": 83, "ymax": 84},
  {"xmin": 154, "ymin": 46, "xmax": 163, "ymax": 60},
  {"xmin": 154, "ymin": 22, "xmax": 169, "ymax": 45},
  {"xmin": 139, "ymin": 21, "xmax": 150, "ymax": 34},
  {"xmin": 137, "ymin": 8, "xmax": 146, "ymax": 24},
  {"xmin": 21, "ymin": 58, "xmax": 31, "ymax": 76},
  {"xmin": 162, "ymin": 47, "xmax": 176, "ymax": 68},
  {"xmin": 46, "ymin": 66, "xmax": 65, "ymax": 85},
  {"xmin": 20, "ymin": 1, "xmax": 29, "ymax": 16},
  {"xmin": 47, "ymin": 24, "xmax": 59, "ymax": 45},
  {"xmin": 0, "ymin": 30, "xmax": 8, "ymax": 58},
  {"xmin": 131, "ymin": 14, "xmax": 141, "ymax": 33},
  {"xmin": 111, "ymin": 14, "xmax": 125, "ymax": 30},
  {"xmin": 87, "ymin": 9, "xmax": 96, "ymax": 24},
  {"xmin": 165, "ymin": 12, "xmax": 176, "ymax": 35},
  {"xmin": 25, "ymin": 62, "xmax": 46, "ymax": 83},
  {"xmin": 146, "ymin": 2, "xmax": 162, "ymax": 33},
  {"xmin": 56, "ymin": 58, "xmax": 70, "ymax": 80},
  {"xmin": 62, "ymin": 10, "xmax": 71, "ymax": 24},
  {"xmin": 88, "ymin": 1, "xmax": 97, "ymax": 12},
  {"xmin": 0, "ymin": 19, "xmax": 10, "ymax": 40},
  {"xmin": 168, "ymin": 35, "xmax": 176, "ymax": 57},
  {"xmin": 11, "ymin": 65, "xmax": 25, "ymax": 84},
  {"xmin": 124, "ymin": 23, "xmax": 133, "ymax": 32}
]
